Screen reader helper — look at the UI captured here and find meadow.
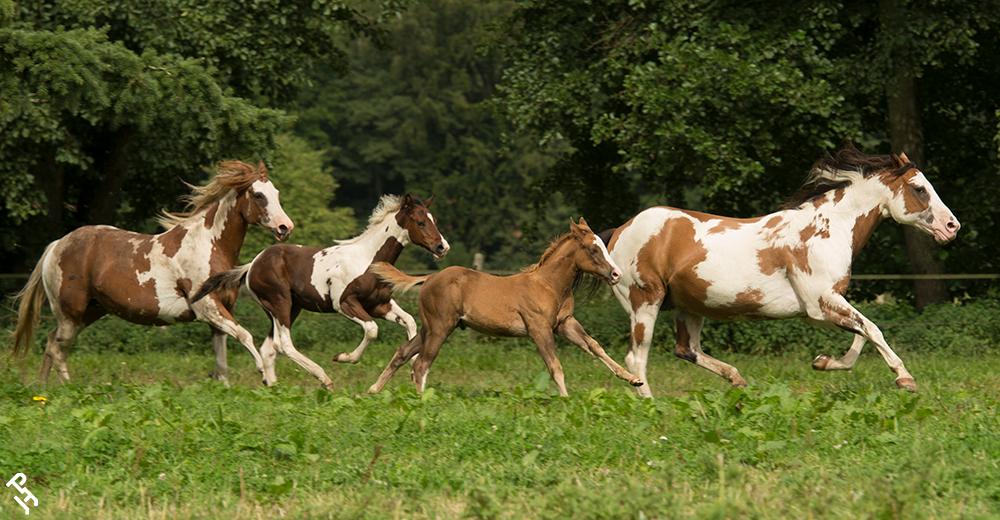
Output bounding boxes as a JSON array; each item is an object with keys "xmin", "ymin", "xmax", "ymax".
[{"xmin": 1, "ymin": 294, "xmax": 998, "ymax": 519}]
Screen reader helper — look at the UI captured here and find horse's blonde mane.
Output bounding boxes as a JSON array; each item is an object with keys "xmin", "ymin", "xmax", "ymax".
[
  {"xmin": 335, "ymin": 194, "xmax": 405, "ymax": 245},
  {"xmin": 156, "ymin": 161, "xmax": 268, "ymax": 229}
]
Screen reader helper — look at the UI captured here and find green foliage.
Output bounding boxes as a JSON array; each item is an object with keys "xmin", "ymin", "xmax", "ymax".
[
  {"xmin": 239, "ymin": 134, "xmax": 358, "ymax": 263},
  {"xmin": 294, "ymin": 0, "xmax": 578, "ymax": 270},
  {"xmin": 14, "ymin": 0, "xmax": 408, "ymax": 105}
]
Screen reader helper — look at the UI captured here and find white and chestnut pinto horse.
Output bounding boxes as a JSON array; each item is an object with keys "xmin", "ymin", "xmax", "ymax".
[
  {"xmin": 368, "ymin": 218, "xmax": 644, "ymax": 397},
  {"xmin": 601, "ymin": 144, "xmax": 959, "ymax": 397},
  {"xmin": 192, "ymin": 194, "xmax": 449, "ymax": 390},
  {"xmin": 12, "ymin": 161, "xmax": 294, "ymax": 384}
]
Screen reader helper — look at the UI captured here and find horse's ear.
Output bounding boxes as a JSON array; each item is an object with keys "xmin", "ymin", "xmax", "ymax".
[
  {"xmin": 423, "ymin": 195, "xmax": 435, "ymax": 208},
  {"xmin": 578, "ymin": 216, "xmax": 590, "ymax": 230},
  {"xmin": 402, "ymin": 194, "xmax": 413, "ymax": 207},
  {"xmin": 898, "ymin": 152, "xmax": 912, "ymax": 165},
  {"xmin": 258, "ymin": 160, "xmax": 268, "ymax": 176},
  {"xmin": 890, "ymin": 153, "xmax": 905, "ymax": 169}
]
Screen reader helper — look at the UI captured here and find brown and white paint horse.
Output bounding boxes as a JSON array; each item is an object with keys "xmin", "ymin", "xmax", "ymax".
[
  {"xmin": 192, "ymin": 194, "xmax": 449, "ymax": 390},
  {"xmin": 368, "ymin": 218, "xmax": 644, "ymax": 397},
  {"xmin": 12, "ymin": 161, "xmax": 293, "ymax": 384},
  {"xmin": 602, "ymin": 144, "xmax": 959, "ymax": 397}
]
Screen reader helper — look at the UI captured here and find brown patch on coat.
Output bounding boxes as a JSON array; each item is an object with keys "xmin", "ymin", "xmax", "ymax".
[
  {"xmin": 339, "ymin": 237, "xmax": 405, "ymax": 320},
  {"xmin": 632, "ymin": 322, "xmax": 646, "ymax": 347},
  {"xmin": 158, "ymin": 226, "xmax": 187, "ymax": 258},
  {"xmin": 674, "ymin": 319, "xmax": 698, "ymax": 363},
  {"xmin": 851, "ymin": 208, "xmax": 884, "ymax": 259},
  {"xmin": 708, "ymin": 219, "xmax": 743, "ymax": 234},
  {"xmin": 812, "ymin": 193, "xmax": 828, "ymax": 210},
  {"xmin": 757, "ymin": 245, "xmax": 812, "ymax": 276},
  {"xmin": 832, "ymin": 188, "xmax": 846, "ymax": 205},
  {"xmin": 764, "ymin": 216, "xmax": 783, "ymax": 229},
  {"xmin": 719, "ymin": 288, "xmax": 765, "ymax": 315},
  {"xmin": 203, "ymin": 204, "xmax": 219, "ymax": 230},
  {"xmin": 833, "ymin": 274, "xmax": 851, "ymax": 296}
]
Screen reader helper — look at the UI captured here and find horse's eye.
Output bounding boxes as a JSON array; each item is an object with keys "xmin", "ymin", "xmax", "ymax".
[
  {"xmin": 417, "ymin": 221, "xmax": 426, "ymax": 228},
  {"xmin": 255, "ymin": 193, "xmax": 265, "ymax": 200},
  {"xmin": 914, "ymin": 186, "xmax": 927, "ymax": 195}
]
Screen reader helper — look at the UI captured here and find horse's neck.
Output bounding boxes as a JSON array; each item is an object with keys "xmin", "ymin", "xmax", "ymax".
[
  {"xmin": 176, "ymin": 191, "xmax": 248, "ymax": 268},
  {"xmin": 344, "ymin": 215, "xmax": 408, "ymax": 263},
  {"xmin": 530, "ymin": 238, "xmax": 579, "ymax": 296},
  {"xmin": 810, "ymin": 179, "xmax": 887, "ymax": 260}
]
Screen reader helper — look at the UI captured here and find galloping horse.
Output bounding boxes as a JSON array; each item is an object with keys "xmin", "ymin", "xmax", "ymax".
[
  {"xmin": 12, "ymin": 161, "xmax": 294, "ymax": 384},
  {"xmin": 600, "ymin": 143, "xmax": 960, "ymax": 397},
  {"xmin": 192, "ymin": 194, "xmax": 449, "ymax": 390},
  {"xmin": 368, "ymin": 218, "xmax": 644, "ymax": 397}
]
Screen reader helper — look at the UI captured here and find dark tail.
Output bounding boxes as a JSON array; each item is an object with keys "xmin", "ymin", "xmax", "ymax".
[{"xmin": 192, "ymin": 263, "xmax": 252, "ymax": 303}]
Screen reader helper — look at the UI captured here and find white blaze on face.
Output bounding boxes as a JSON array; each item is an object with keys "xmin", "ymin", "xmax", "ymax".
[
  {"xmin": 251, "ymin": 180, "xmax": 292, "ymax": 233},
  {"xmin": 591, "ymin": 233, "xmax": 622, "ymax": 283},
  {"xmin": 427, "ymin": 211, "xmax": 450, "ymax": 255}
]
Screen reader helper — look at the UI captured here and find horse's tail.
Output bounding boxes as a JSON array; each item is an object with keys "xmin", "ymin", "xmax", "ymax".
[
  {"xmin": 192, "ymin": 263, "xmax": 252, "ymax": 303},
  {"xmin": 574, "ymin": 226, "xmax": 620, "ymax": 300},
  {"xmin": 370, "ymin": 262, "xmax": 430, "ymax": 294},
  {"xmin": 11, "ymin": 242, "xmax": 57, "ymax": 359}
]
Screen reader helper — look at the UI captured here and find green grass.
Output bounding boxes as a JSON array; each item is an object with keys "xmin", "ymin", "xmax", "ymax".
[{"xmin": 1, "ymin": 297, "xmax": 998, "ymax": 519}]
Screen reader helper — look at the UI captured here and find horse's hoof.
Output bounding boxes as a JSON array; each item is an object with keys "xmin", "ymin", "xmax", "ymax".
[
  {"xmin": 322, "ymin": 382, "xmax": 335, "ymax": 392},
  {"xmin": 630, "ymin": 378, "xmax": 644, "ymax": 387},
  {"xmin": 731, "ymin": 380, "xmax": 748, "ymax": 389},
  {"xmin": 895, "ymin": 377, "xmax": 917, "ymax": 392},
  {"xmin": 812, "ymin": 354, "xmax": 833, "ymax": 371}
]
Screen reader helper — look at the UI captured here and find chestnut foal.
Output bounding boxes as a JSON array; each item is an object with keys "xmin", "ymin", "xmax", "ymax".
[{"xmin": 368, "ymin": 218, "xmax": 643, "ymax": 397}]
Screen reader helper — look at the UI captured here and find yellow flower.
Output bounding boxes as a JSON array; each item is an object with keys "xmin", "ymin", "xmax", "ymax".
[{"xmin": 33, "ymin": 396, "xmax": 47, "ymax": 405}]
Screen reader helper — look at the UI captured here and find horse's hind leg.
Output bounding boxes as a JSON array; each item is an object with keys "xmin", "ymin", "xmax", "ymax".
[
  {"xmin": 811, "ymin": 333, "xmax": 867, "ymax": 371},
  {"xmin": 40, "ymin": 304, "xmax": 103, "ymax": 383},
  {"xmin": 675, "ymin": 311, "xmax": 748, "ymax": 388},
  {"xmin": 272, "ymin": 314, "xmax": 336, "ymax": 391},
  {"xmin": 409, "ymin": 329, "xmax": 453, "ymax": 394},
  {"xmin": 210, "ymin": 327, "xmax": 230, "ymax": 386},
  {"xmin": 367, "ymin": 333, "xmax": 425, "ymax": 394}
]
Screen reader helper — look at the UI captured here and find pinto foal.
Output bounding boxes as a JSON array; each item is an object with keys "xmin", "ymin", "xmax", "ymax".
[
  {"xmin": 601, "ymin": 144, "xmax": 959, "ymax": 397},
  {"xmin": 194, "ymin": 194, "xmax": 448, "ymax": 390},
  {"xmin": 368, "ymin": 218, "xmax": 643, "ymax": 397}
]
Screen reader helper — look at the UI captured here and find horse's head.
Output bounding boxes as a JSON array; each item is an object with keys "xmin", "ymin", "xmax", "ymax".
[
  {"xmin": 398, "ymin": 194, "xmax": 449, "ymax": 259},
  {"xmin": 241, "ymin": 162, "xmax": 294, "ymax": 241},
  {"xmin": 882, "ymin": 153, "xmax": 960, "ymax": 244},
  {"xmin": 571, "ymin": 217, "xmax": 621, "ymax": 285}
]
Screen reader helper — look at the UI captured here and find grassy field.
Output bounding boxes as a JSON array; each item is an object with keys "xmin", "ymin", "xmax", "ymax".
[{"xmin": 1, "ymin": 296, "xmax": 998, "ymax": 519}]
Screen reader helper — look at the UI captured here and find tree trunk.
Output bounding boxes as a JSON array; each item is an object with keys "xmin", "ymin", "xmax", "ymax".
[
  {"xmin": 85, "ymin": 126, "xmax": 133, "ymax": 224},
  {"xmin": 884, "ymin": 68, "xmax": 950, "ymax": 309}
]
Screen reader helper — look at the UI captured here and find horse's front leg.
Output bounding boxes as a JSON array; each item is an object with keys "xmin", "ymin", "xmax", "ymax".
[
  {"xmin": 674, "ymin": 311, "xmax": 748, "ymax": 388},
  {"xmin": 333, "ymin": 295, "xmax": 378, "ymax": 364},
  {"xmin": 808, "ymin": 294, "xmax": 915, "ymax": 391},
  {"xmin": 527, "ymin": 325, "xmax": 568, "ymax": 397},
  {"xmin": 556, "ymin": 316, "xmax": 643, "ymax": 387}
]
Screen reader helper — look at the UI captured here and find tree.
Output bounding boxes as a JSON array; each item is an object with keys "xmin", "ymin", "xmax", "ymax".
[
  {"xmin": 294, "ymin": 0, "xmax": 575, "ymax": 270},
  {"xmin": 1, "ymin": 0, "xmax": 403, "ymax": 273},
  {"xmin": 491, "ymin": 0, "xmax": 1000, "ymax": 301}
]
